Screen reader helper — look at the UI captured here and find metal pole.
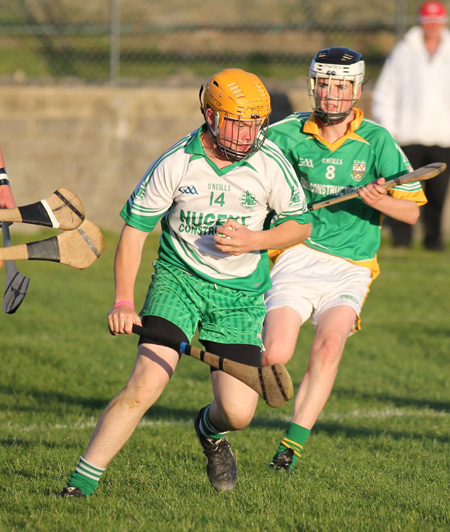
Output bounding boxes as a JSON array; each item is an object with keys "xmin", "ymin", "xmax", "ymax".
[
  {"xmin": 110, "ymin": 0, "xmax": 119, "ymax": 84},
  {"xmin": 395, "ymin": 0, "xmax": 405, "ymax": 42}
]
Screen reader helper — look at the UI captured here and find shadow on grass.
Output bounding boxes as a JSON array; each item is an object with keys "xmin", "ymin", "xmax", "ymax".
[
  {"xmin": 332, "ymin": 387, "xmax": 450, "ymax": 413},
  {"xmin": 5, "ymin": 382, "xmax": 448, "ymax": 416},
  {"xmin": 0, "ymin": 383, "xmax": 198, "ymax": 419},
  {"xmin": 250, "ymin": 417, "xmax": 450, "ymax": 444},
  {"xmin": 2, "ymin": 384, "xmax": 448, "ymax": 446},
  {"xmin": 0, "ymin": 384, "xmax": 110, "ymax": 414},
  {"xmin": 311, "ymin": 421, "xmax": 450, "ymax": 444}
]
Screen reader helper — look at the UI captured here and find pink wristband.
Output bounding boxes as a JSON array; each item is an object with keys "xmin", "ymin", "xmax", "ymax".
[{"xmin": 114, "ymin": 300, "xmax": 134, "ymax": 309}]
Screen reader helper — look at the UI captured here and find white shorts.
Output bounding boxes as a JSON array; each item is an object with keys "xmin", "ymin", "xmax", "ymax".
[{"xmin": 265, "ymin": 245, "xmax": 372, "ymax": 330}]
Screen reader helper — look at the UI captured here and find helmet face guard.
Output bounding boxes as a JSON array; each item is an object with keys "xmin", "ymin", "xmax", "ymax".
[
  {"xmin": 209, "ymin": 111, "xmax": 269, "ymax": 162},
  {"xmin": 200, "ymin": 68, "xmax": 271, "ymax": 161},
  {"xmin": 307, "ymin": 47, "xmax": 365, "ymax": 125}
]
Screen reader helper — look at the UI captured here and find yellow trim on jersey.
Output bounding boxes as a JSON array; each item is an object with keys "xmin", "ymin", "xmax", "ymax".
[
  {"xmin": 389, "ymin": 187, "xmax": 427, "ymax": 207},
  {"xmin": 269, "ymin": 243, "xmax": 381, "ymax": 279},
  {"xmin": 268, "ymin": 247, "xmax": 285, "ymax": 263},
  {"xmin": 303, "ymin": 108, "xmax": 365, "ymax": 152}
]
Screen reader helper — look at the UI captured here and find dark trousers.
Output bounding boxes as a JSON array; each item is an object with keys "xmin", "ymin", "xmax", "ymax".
[{"xmin": 390, "ymin": 145, "xmax": 450, "ymax": 249}]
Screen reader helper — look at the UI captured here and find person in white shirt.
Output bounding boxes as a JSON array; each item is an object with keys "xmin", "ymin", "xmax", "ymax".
[
  {"xmin": 57, "ymin": 68, "xmax": 312, "ymax": 498},
  {"xmin": 372, "ymin": 1, "xmax": 450, "ymax": 250}
]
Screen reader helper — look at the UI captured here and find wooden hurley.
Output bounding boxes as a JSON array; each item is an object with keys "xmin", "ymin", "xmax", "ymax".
[
  {"xmin": 309, "ymin": 162, "xmax": 447, "ymax": 211},
  {"xmin": 0, "ymin": 187, "xmax": 85, "ymax": 230},
  {"xmin": 0, "ymin": 219, "xmax": 104, "ymax": 270},
  {"xmin": 131, "ymin": 323, "xmax": 294, "ymax": 408}
]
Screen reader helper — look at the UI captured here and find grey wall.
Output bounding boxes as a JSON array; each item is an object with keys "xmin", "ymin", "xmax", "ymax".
[{"xmin": 0, "ymin": 85, "xmax": 447, "ymax": 236}]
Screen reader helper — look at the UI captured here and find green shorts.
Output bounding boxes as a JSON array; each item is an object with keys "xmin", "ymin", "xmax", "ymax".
[{"xmin": 140, "ymin": 260, "xmax": 265, "ymax": 347}]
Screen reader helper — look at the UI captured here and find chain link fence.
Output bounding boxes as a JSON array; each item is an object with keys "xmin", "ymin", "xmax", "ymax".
[{"xmin": 0, "ymin": 0, "xmax": 434, "ymax": 86}]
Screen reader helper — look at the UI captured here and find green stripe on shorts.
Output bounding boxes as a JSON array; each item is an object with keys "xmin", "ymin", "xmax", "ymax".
[{"xmin": 140, "ymin": 260, "xmax": 265, "ymax": 347}]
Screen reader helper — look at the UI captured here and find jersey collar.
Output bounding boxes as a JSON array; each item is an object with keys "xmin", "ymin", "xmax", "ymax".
[
  {"xmin": 304, "ymin": 108, "xmax": 365, "ymax": 151},
  {"xmin": 185, "ymin": 124, "xmax": 259, "ymax": 174},
  {"xmin": 185, "ymin": 125, "xmax": 206, "ymax": 157}
]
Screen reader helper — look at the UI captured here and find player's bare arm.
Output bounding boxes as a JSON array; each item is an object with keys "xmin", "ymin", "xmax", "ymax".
[
  {"xmin": 0, "ymin": 145, "xmax": 16, "ymax": 209},
  {"xmin": 0, "ymin": 150, "xmax": 17, "ymax": 268},
  {"xmin": 0, "ymin": 184, "xmax": 16, "ymax": 209},
  {"xmin": 358, "ymin": 177, "xmax": 420, "ymax": 224},
  {"xmin": 214, "ymin": 218, "xmax": 312, "ymax": 256},
  {"xmin": 108, "ymin": 223, "xmax": 149, "ymax": 335}
]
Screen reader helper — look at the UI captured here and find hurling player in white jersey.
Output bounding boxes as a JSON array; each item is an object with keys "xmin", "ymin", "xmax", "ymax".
[
  {"xmin": 58, "ymin": 68, "xmax": 311, "ymax": 498},
  {"xmin": 262, "ymin": 47, "xmax": 427, "ymax": 472}
]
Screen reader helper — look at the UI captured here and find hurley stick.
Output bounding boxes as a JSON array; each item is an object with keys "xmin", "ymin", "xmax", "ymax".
[
  {"xmin": 0, "ymin": 219, "xmax": 104, "ymax": 270},
  {"xmin": 0, "ymin": 187, "xmax": 85, "ymax": 230},
  {"xmin": 131, "ymin": 323, "xmax": 293, "ymax": 408},
  {"xmin": 309, "ymin": 162, "xmax": 447, "ymax": 211}
]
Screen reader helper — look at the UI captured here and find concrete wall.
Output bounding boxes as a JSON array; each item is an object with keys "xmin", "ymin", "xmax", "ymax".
[
  {"xmin": 0, "ymin": 85, "xmax": 448, "ymax": 234},
  {"xmin": 0, "ymin": 86, "xmax": 204, "ymax": 232}
]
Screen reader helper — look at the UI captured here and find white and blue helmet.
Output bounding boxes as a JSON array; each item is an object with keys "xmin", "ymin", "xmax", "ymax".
[{"xmin": 307, "ymin": 46, "xmax": 365, "ymax": 125}]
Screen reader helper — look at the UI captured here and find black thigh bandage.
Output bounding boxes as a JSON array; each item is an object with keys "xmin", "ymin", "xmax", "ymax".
[
  {"xmin": 201, "ymin": 341, "xmax": 262, "ymax": 373},
  {"xmin": 138, "ymin": 315, "xmax": 189, "ymax": 359}
]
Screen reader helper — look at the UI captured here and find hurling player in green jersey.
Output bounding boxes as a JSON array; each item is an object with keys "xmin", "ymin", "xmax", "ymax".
[
  {"xmin": 58, "ymin": 68, "xmax": 311, "ymax": 498},
  {"xmin": 262, "ymin": 47, "xmax": 427, "ymax": 472}
]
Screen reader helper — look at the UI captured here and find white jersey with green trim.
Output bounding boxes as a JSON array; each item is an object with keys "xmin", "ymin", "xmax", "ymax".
[
  {"xmin": 121, "ymin": 126, "xmax": 311, "ymax": 294},
  {"xmin": 267, "ymin": 109, "xmax": 427, "ymax": 276}
]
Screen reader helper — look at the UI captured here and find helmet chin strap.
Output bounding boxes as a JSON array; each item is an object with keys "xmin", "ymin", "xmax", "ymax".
[
  {"xmin": 203, "ymin": 120, "xmax": 236, "ymax": 161},
  {"xmin": 202, "ymin": 105, "xmax": 269, "ymax": 162},
  {"xmin": 314, "ymin": 83, "xmax": 355, "ymax": 125},
  {"xmin": 315, "ymin": 108, "xmax": 351, "ymax": 125},
  {"xmin": 205, "ymin": 112, "xmax": 252, "ymax": 162}
]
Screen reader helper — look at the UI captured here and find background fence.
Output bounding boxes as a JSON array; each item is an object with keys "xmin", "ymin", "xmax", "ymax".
[
  {"xmin": 0, "ymin": 0, "xmax": 436, "ymax": 86},
  {"xmin": 1, "ymin": 0, "xmax": 450, "ymax": 236}
]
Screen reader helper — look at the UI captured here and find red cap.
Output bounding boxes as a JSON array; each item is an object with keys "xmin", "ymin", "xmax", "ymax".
[{"xmin": 418, "ymin": 1, "xmax": 448, "ymax": 23}]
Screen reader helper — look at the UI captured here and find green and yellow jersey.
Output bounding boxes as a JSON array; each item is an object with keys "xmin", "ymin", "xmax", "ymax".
[{"xmin": 267, "ymin": 109, "xmax": 427, "ymax": 278}]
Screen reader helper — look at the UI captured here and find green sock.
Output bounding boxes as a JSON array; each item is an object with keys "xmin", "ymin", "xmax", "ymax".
[
  {"xmin": 273, "ymin": 423, "xmax": 311, "ymax": 470},
  {"xmin": 66, "ymin": 456, "xmax": 105, "ymax": 497},
  {"xmin": 198, "ymin": 404, "xmax": 229, "ymax": 440}
]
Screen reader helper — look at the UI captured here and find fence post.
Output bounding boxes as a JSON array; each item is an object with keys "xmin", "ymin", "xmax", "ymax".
[
  {"xmin": 110, "ymin": 0, "xmax": 120, "ymax": 84},
  {"xmin": 395, "ymin": 0, "xmax": 405, "ymax": 41}
]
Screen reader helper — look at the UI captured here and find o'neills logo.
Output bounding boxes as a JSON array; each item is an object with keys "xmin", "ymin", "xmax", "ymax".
[{"xmin": 352, "ymin": 160, "xmax": 366, "ymax": 181}]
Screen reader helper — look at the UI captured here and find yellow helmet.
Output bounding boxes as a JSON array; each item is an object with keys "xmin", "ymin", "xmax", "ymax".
[{"xmin": 200, "ymin": 68, "xmax": 271, "ymax": 160}]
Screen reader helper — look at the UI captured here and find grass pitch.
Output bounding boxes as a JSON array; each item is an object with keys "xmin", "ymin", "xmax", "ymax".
[{"xmin": 1, "ymin": 230, "xmax": 449, "ymax": 531}]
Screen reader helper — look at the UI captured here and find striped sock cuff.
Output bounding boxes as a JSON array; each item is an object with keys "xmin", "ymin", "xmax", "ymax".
[
  {"xmin": 75, "ymin": 456, "xmax": 105, "ymax": 482},
  {"xmin": 281, "ymin": 437, "xmax": 304, "ymax": 458},
  {"xmin": 200, "ymin": 404, "xmax": 229, "ymax": 439}
]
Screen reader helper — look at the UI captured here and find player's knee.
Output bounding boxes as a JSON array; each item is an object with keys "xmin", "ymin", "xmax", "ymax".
[
  {"xmin": 310, "ymin": 341, "xmax": 342, "ymax": 372},
  {"xmin": 116, "ymin": 381, "xmax": 163, "ymax": 412},
  {"xmin": 228, "ymin": 411, "xmax": 254, "ymax": 431},
  {"xmin": 261, "ymin": 345, "xmax": 293, "ymax": 366},
  {"xmin": 217, "ymin": 405, "xmax": 255, "ymax": 431}
]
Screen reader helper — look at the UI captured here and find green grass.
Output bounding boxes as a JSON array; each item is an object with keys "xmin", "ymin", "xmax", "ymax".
[{"xmin": 1, "ymin": 230, "xmax": 449, "ymax": 531}]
